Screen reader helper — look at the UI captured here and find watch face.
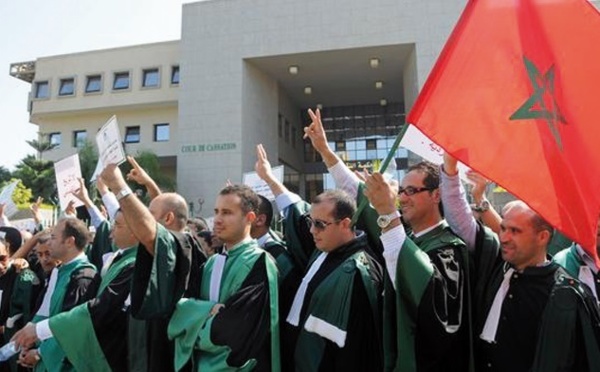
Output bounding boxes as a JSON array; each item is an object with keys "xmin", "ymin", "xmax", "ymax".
[{"xmin": 377, "ymin": 215, "xmax": 391, "ymax": 228}]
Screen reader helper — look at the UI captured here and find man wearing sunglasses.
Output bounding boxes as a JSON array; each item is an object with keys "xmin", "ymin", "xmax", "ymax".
[
  {"xmin": 304, "ymin": 108, "xmax": 470, "ymax": 372},
  {"xmin": 255, "ymin": 144, "xmax": 384, "ymax": 372}
]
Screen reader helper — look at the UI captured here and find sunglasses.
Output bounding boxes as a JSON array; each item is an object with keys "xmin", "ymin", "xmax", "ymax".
[
  {"xmin": 398, "ymin": 186, "xmax": 435, "ymax": 196},
  {"xmin": 306, "ymin": 216, "xmax": 340, "ymax": 231}
]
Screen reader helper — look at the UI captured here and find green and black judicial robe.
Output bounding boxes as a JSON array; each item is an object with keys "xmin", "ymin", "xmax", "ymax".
[
  {"xmin": 132, "ymin": 225, "xmax": 279, "ymax": 371},
  {"xmin": 285, "ymin": 233, "xmax": 383, "ymax": 372},
  {"xmin": 472, "ymin": 223, "xmax": 600, "ymax": 372},
  {"xmin": 554, "ymin": 244, "xmax": 599, "ymax": 302},
  {"xmin": 0, "ymin": 266, "xmax": 41, "ymax": 372},
  {"xmin": 381, "ymin": 222, "xmax": 471, "ymax": 372},
  {"xmin": 259, "ymin": 232, "xmax": 302, "ymax": 318},
  {"xmin": 131, "ymin": 229, "xmax": 206, "ymax": 372},
  {"xmin": 279, "ymin": 198, "xmax": 315, "ymax": 272},
  {"xmin": 46, "ymin": 247, "xmax": 140, "ymax": 372},
  {"xmin": 85, "ymin": 220, "xmax": 115, "ymax": 272},
  {"xmin": 32, "ymin": 255, "xmax": 98, "ymax": 372}
]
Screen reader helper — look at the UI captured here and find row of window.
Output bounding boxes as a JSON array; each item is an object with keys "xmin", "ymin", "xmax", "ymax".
[
  {"xmin": 34, "ymin": 66, "xmax": 180, "ymax": 99},
  {"xmin": 48, "ymin": 123, "xmax": 170, "ymax": 149}
]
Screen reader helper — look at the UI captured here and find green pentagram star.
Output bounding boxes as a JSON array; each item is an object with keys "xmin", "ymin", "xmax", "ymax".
[{"xmin": 509, "ymin": 56, "xmax": 567, "ymax": 150}]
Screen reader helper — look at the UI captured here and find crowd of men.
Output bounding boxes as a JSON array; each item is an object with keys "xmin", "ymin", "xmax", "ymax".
[{"xmin": 0, "ymin": 107, "xmax": 598, "ymax": 371}]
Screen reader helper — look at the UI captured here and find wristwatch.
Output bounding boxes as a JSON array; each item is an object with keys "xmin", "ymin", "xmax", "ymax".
[
  {"xmin": 471, "ymin": 199, "xmax": 490, "ymax": 213},
  {"xmin": 116, "ymin": 187, "xmax": 133, "ymax": 201},
  {"xmin": 377, "ymin": 211, "xmax": 401, "ymax": 229}
]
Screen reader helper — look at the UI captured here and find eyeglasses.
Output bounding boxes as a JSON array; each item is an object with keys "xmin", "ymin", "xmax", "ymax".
[
  {"xmin": 398, "ymin": 186, "xmax": 435, "ymax": 196},
  {"xmin": 306, "ymin": 216, "xmax": 340, "ymax": 231}
]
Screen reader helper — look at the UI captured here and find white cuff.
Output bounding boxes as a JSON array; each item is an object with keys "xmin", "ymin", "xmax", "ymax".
[
  {"xmin": 275, "ymin": 192, "xmax": 302, "ymax": 213},
  {"xmin": 102, "ymin": 192, "xmax": 120, "ymax": 221},
  {"xmin": 35, "ymin": 319, "xmax": 53, "ymax": 341},
  {"xmin": 328, "ymin": 162, "xmax": 360, "ymax": 198},
  {"xmin": 380, "ymin": 225, "xmax": 406, "ymax": 290}
]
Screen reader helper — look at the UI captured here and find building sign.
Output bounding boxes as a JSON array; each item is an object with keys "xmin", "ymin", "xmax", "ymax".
[{"xmin": 181, "ymin": 142, "xmax": 237, "ymax": 153}]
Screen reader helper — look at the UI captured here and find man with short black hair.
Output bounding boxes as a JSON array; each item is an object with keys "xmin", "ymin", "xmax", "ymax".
[
  {"xmin": 304, "ymin": 108, "xmax": 471, "ymax": 372},
  {"xmin": 256, "ymin": 144, "xmax": 383, "ymax": 371},
  {"xmin": 441, "ymin": 152, "xmax": 600, "ymax": 371},
  {"xmin": 12, "ymin": 217, "xmax": 98, "ymax": 372},
  {"xmin": 101, "ymin": 163, "xmax": 280, "ymax": 371}
]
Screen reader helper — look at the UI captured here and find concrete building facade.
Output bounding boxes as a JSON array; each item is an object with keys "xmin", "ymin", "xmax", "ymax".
[{"xmin": 11, "ymin": 0, "xmax": 468, "ymax": 215}]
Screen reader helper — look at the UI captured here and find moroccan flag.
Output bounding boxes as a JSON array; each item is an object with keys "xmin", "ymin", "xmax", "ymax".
[{"xmin": 407, "ymin": 0, "xmax": 600, "ymax": 264}]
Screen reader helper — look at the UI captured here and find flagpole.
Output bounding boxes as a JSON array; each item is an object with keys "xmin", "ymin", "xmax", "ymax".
[{"xmin": 351, "ymin": 123, "xmax": 410, "ymax": 226}]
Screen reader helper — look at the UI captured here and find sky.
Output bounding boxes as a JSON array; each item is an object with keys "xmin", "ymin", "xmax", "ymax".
[{"xmin": 0, "ymin": 0, "xmax": 189, "ymax": 171}]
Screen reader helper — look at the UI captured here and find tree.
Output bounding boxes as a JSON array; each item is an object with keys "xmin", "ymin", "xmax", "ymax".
[
  {"xmin": 12, "ymin": 155, "xmax": 56, "ymax": 203},
  {"xmin": 0, "ymin": 166, "xmax": 11, "ymax": 186},
  {"xmin": 27, "ymin": 133, "xmax": 58, "ymax": 161},
  {"xmin": 10, "ymin": 179, "xmax": 33, "ymax": 206},
  {"xmin": 121, "ymin": 150, "xmax": 176, "ymax": 200}
]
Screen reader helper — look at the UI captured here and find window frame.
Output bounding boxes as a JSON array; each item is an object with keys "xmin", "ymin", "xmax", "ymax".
[
  {"xmin": 34, "ymin": 81, "xmax": 50, "ymax": 99},
  {"xmin": 48, "ymin": 132, "xmax": 61, "ymax": 149},
  {"xmin": 72, "ymin": 130, "xmax": 87, "ymax": 148},
  {"xmin": 112, "ymin": 71, "xmax": 131, "ymax": 91},
  {"xmin": 171, "ymin": 65, "xmax": 180, "ymax": 85},
  {"xmin": 153, "ymin": 123, "xmax": 170, "ymax": 142},
  {"xmin": 124, "ymin": 126, "xmax": 141, "ymax": 144},
  {"xmin": 58, "ymin": 77, "xmax": 75, "ymax": 97},
  {"xmin": 85, "ymin": 74, "xmax": 103, "ymax": 94},
  {"xmin": 142, "ymin": 68, "xmax": 160, "ymax": 88}
]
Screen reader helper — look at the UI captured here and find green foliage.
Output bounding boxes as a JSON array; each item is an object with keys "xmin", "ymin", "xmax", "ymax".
[
  {"xmin": 120, "ymin": 150, "xmax": 176, "ymax": 201},
  {"xmin": 0, "ymin": 167, "xmax": 11, "ymax": 185},
  {"xmin": 12, "ymin": 155, "xmax": 56, "ymax": 203},
  {"xmin": 10, "ymin": 179, "xmax": 33, "ymax": 205},
  {"xmin": 78, "ymin": 141, "xmax": 99, "ymax": 189}
]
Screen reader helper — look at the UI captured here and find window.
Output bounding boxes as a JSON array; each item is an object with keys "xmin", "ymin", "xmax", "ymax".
[
  {"xmin": 113, "ymin": 72, "xmax": 130, "ymax": 90},
  {"xmin": 86, "ymin": 75, "xmax": 102, "ymax": 93},
  {"xmin": 154, "ymin": 124, "xmax": 169, "ymax": 142},
  {"xmin": 171, "ymin": 66, "xmax": 180, "ymax": 85},
  {"xmin": 278, "ymin": 114, "xmax": 283, "ymax": 139},
  {"xmin": 48, "ymin": 132, "xmax": 61, "ymax": 148},
  {"xmin": 366, "ymin": 139, "xmax": 377, "ymax": 150},
  {"xmin": 59, "ymin": 78, "xmax": 75, "ymax": 96},
  {"xmin": 335, "ymin": 141, "xmax": 346, "ymax": 151},
  {"xmin": 142, "ymin": 68, "xmax": 159, "ymax": 87},
  {"xmin": 125, "ymin": 126, "xmax": 140, "ymax": 143},
  {"xmin": 73, "ymin": 130, "xmax": 87, "ymax": 148},
  {"xmin": 35, "ymin": 81, "xmax": 49, "ymax": 98},
  {"xmin": 284, "ymin": 120, "xmax": 290, "ymax": 143}
]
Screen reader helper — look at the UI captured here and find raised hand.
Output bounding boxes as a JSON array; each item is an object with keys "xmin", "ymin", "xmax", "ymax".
[
  {"xmin": 303, "ymin": 108, "xmax": 329, "ymax": 154},
  {"xmin": 30, "ymin": 197, "xmax": 43, "ymax": 224},
  {"xmin": 358, "ymin": 170, "xmax": 399, "ymax": 215},
  {"xmin": 466, "ymin": 170, "xmax": 490, "ymax": 203},
  {"xmin": 71, "ymin": 178, "xmax": 92, "ymax": 206},
  {"xmin": 99, "ymin": 164, "xmax": 128, "ymax": 193},
  {"xmin": 126, "ymin": 155, "xmax": 152, "ymax": 186},
  {"xmin": 255, "ymin": 144, "xmax": 274, "ymax": 181}
]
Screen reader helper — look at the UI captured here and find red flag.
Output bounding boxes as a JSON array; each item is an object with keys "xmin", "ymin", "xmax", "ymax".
[{"xmin": 407, "ymin": 0, "xmax": 600, "ymax": 264}]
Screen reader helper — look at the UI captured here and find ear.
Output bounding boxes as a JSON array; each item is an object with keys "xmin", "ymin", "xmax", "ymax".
[
  {"xmin": 340, "ymin": 217, "xmax": 352, "ymax": 230},
  {"xmin": 165, "ymin": 211, "xmax": 175, "ymax": 225},
  {"xmin": 537, "ymin": 229, "xmax": 551, "ymax": 245},
  {"xmin": 246, "ymin": 211, "xmax": 257, "ymax": 224},
  {"xmin": 431, "ymin": 188, "xmax": 441, "ymax": 203}
]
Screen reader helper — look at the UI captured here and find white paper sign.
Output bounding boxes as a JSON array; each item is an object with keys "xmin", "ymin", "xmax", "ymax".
[
  {"xmin": 54, "ymin": 154, "xmax": 84, "ymax": 211},
  {"xmin": 0, "ymin": 181, "xmax": 19, "ymax": 218},
  {"xmin": 96, "ymin": 115, "xmax": 126, "ymax": 168},
  {"xmin": 242, "ymin": 165, "xmax": 284, "ymax": 201},
  {"xmin": 400, "ymin": 125, "xmax": 470, "ymax": 179}
]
